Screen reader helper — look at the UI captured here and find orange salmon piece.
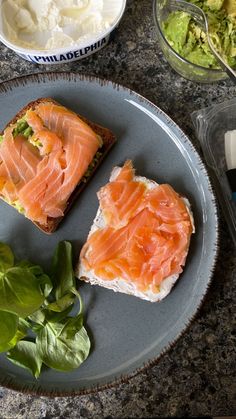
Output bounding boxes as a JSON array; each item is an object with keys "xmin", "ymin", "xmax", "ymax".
[
  {"xmin": 13, "ymin": 102, "xmax": 101, "ymax": 225},
  {"xmin": 98, "ymin": 160, "xmax": 147, "ymax": 228},
  {"xmin": 25, "ymin": 109, "xmax": 44, "ymax": 132},
  {"xmin": 0, "ymin": 129, "xmax": 41, "ymax": 187},
  {"xmin": 31, "ymin": 130, "xmax": 63, "ymax": 156},
  {"xmin": 28, "ymin": 102, "xmax": 101, "ymax": 220},
  {"xmin": 80, "ymin": 161, "xmax": 193, "ymax": 289},
  {"xmin": 0, "ymin": 100, "xmax": 104, "ymax": 227}
]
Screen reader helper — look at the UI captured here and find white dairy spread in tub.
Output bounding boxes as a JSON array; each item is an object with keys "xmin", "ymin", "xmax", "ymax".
[{"xmin": 1, "ymin": 0, "xmax": 124, "ymax": 50}]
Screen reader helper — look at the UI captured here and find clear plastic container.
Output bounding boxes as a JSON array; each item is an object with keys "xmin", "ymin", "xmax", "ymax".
[{"xmin": 191, "ymin": 98, "xmax": 236, "ymax": 245}]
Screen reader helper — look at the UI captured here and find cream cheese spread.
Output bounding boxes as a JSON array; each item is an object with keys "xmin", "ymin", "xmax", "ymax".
[{"xmin": 1, "ymin": 0, "xmax": 124, "ymax": 50}]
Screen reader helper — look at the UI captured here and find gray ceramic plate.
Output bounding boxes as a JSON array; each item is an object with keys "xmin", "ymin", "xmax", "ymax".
[{"xmin": 0, "ymin": 73, "xmax": 218, "ymax": 396}]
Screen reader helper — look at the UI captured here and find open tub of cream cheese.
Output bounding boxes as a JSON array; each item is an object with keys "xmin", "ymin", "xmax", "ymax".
[{"xmin": 0, "ymin": 0, "xmax": 126, "ymax": 64}]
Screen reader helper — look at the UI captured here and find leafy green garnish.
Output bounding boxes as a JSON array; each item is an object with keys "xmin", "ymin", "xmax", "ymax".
[
  {"xmin": 7, "ymin": 341, "xmax": 42, "ymax": 379},
  {"xmin": 44, "ymin": 305, "xmax": 74, "ymax": 324},
  {"xmin": 0, "ymin": 266, "xmax": 46, "ymax": 318},
  {"xmin": 0, "ymin": 318, "xmax": 28, "ymax": 353},
  {"xmin": 0, "ymin": 310, "xmax": 18, "ymax": 349},
  {"xmin": 16, "ymin": 261, "xmax": 53, "ymax": 298},
  {"xmin": 0, "ymin": 240, "xmax": 90, "ymax": 378},
  {"xmin": 0, "ymin": 242, "xmax": 14, "ymax": 271},
  {"xmin": 28, "ymin": 308, "xmax": 45, "ymax": 326},
  {"xmin": 46, "ymin": 293, "xmax": 75, "ymax": 313},
  {"xmin": 51, "ymin": 241, "xmax": 75, "ymax": 300},
  {"xmin": 36, "ymin": 315, "xmax": 90, "ymax": 372}
]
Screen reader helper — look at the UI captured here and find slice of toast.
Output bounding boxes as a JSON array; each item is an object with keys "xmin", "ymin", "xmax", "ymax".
[
  {"xmin": 76, "ymin": 165, "xmax": 194, "ymax": 303},
  {"xmin": 0, "ymin": 98, "xmax": 116, "ymax": 234}
]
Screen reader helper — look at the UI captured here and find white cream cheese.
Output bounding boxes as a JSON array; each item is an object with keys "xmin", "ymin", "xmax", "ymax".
[{"xmin": 1, "ymin": 0, "xmax": 124, "ymax": 50}]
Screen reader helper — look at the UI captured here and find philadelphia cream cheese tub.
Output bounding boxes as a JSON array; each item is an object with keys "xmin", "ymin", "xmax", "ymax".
[{"xmin": 0, "ymin": 0, "xmax": 127, "ymax": 64}]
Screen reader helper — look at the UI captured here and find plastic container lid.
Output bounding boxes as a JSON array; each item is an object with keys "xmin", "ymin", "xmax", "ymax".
[{"xmin": 191, "ymin": 98, "xmax": 236, "ymax": 246}]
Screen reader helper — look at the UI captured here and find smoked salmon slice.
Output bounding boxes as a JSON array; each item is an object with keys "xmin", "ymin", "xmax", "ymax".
[
  {"xmin": 98, "ymin": 160, "xmax": 147, "ymax": 228},
  {"xmin": 0, "ymin": 98, "xmax": 103, "ymax": 229},
  {"xmin": 80, "ymin": 161, "xmax": 194, "ymax": 296}
]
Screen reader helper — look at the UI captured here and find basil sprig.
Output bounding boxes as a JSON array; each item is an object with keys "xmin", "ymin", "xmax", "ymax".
[{"xmin": 0, "ymin": 241, "xmax": 90, "ymax": 378}]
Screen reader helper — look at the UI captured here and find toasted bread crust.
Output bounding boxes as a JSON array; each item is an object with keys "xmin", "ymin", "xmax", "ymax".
[{"xmin": 0, "ymin": 98, "xmax": 116, "ymax": 234}]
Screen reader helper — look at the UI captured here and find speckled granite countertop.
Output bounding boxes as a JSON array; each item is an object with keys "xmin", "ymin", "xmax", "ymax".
[{"xmin": 0, "ymin": 1, "xmax": 235, "ymax": 418}]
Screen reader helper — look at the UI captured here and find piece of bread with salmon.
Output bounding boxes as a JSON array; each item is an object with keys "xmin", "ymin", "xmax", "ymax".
[
  {"xmin": 76, "ymin": 160, "xmax": 194, "ymax": 302},
  {"xmin": 0, "ymin": 98, "xmax": 116, "ymax": 233}
]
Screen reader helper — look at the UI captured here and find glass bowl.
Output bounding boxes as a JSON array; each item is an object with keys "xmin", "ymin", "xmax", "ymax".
[{"xmin": 153, "ymin": 0, "xmax": 228, "ymax": 83}]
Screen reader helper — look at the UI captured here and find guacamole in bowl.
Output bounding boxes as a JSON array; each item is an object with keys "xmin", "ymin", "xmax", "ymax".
[{"xmin": 162, "ymin": 0, "xmax": 236, "ymax": 70}]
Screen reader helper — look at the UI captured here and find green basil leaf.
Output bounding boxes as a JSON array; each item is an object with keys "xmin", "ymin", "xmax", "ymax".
[
  {"xmin": 36, "ymin": 273, "xmax": 53, "ymax": 298},
  {"xmin": 0, "ymin": 243, "xmax": 14, "ymax": 272},
  {"xmin": 15, "ymin": 260, "xmax": 32, "ymax": 268},
  {"xmin": 0, "ymin": 317, "xmax": 29, "ymax": 353},
  {"xmin": 7, "ymin": 341, "xmax": 42, "ymax": 378},
  {"xmin": 36, "ymin": 316, "xmax": 90, "ymax": 372},
  {"xmin": 0, "ymin": 310, "xmax": 18, "ymax": 347},
  {"xmin": 46, "ymin": 293, "xmax": 75, "ymax": 312},
  {"xmin": 31, "ymin": 323, "xmax": 44, "ymax": 333},
  {"xmin": 8, "ymin": 317, "xmax": 29, "ymax": 344},
  {"xmin": 16, "ymin": 262, "xmax": 52, "ymax": 298},
  {"xmin": 60, "ymin": 314, "xmax": 84, "ymax": 339},
  {"xmin": 18, "ymin": 318, "xmax": 30, "ymax": 330},
  {"xmin": 0, "ymin": 267, "xmax": 45, "ymax": 317},
  {"xmin": 70, "ymin": 287, "xmax": 83, "ymax": 314},
  {"xmin": 51, "ymin": 241, "xmax": 75, "ymax": 300},
  {"xmin": 44, "ymin": 306, "xmax": 73, "ymax": 323},
  {"xmin": 28, "ymin": 309, "xmax": 46, "ymax": 325},
  {"xmin": 15, "ymin": 261, "xmax": 45, "ymax": 273}
]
